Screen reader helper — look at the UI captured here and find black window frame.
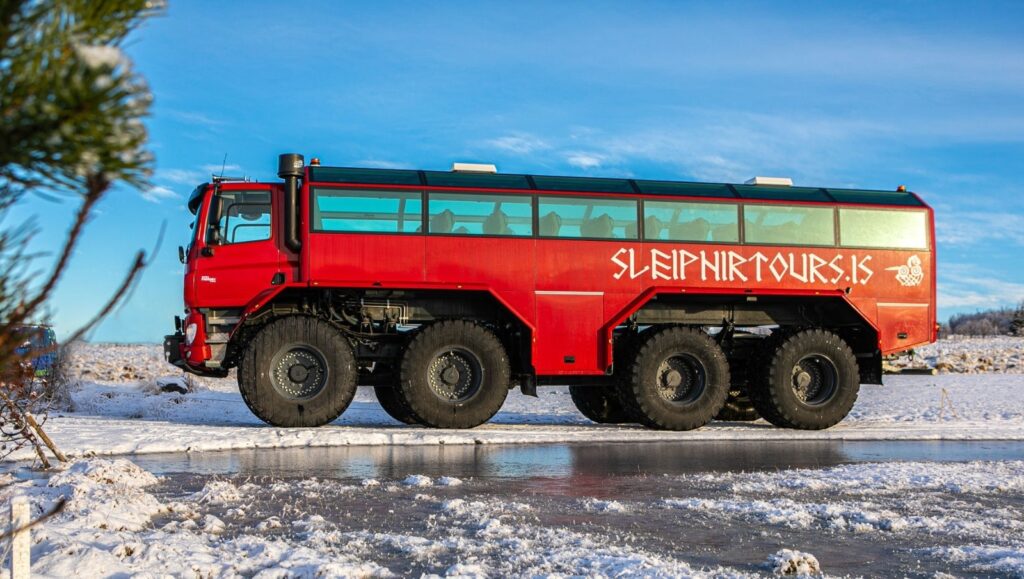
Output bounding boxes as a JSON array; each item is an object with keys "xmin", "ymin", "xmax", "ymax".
[
  {"xmin": 309, "ymin": 187, "xmax": 426, "ymax": 235},
  {"xmin": 536, "ymin": 194, "xmax": 641, "ymax": 241},
  {"xmin": 740, "ymin": 203, "xmax": 838, "ymax": 248},
  {"xmin": 837, "ymin": 206, "xmax": 931, "ymax": 250},
  {"xmin": 205, "ymin": 189, "xmax": 274, "ymax": 246},
  {"xmin": 425, "ymin": 190, "xmax": 535, "ymax": 238},
  {"xmin": 640, "ymin": 198, "xmax": 742, "ymax": 245}
]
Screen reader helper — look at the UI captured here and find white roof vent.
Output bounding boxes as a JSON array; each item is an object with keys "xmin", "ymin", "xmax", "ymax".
[
  {"xmin": 452, "ymin": 162, "xmax": 497, "ymax": 174},
  {"xmin": 745, "ymin": 176, "xmax": 793, "ymax": 186}
]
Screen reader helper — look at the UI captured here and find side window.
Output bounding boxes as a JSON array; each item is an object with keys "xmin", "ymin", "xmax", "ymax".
[
  {"xmin": 428, "ymin": 192, "xmax": 533, "ymax": 236},
  {"xmin": 537, "ymin": 196, "xmax": 638, "ymax": 239},
  {"xmin": 744, "ymin": 205, "xmax": 835, "ymax": 246},
  {"xmin": 208, "ymin": 190, "xmax": 271, "ymax": 245},
  {"xmin": 312, "ymin": 188, "xmax": 423, "ymax": 233},
  {"xmin": 839, "ymin": 208, "xmax": 928, "ymax": 249},
  {"xmin": 643, "ymin": 201, "xmax": 739, "ymax": 242}
]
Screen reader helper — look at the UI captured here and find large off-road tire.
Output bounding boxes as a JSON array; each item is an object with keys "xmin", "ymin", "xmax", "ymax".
[
  {"xmin": 397, "ymin": 320, "xmax": 510, "ymax": 429},
  {"xmin": 237, "ymin": 316, "xmax": 358, "ymax": 427},
  {"xmin": 569, "ymin": 385, "xmax": 634, "ymax": 424},
  {"xmin": 715, "ymin": 388, "xmax": 760, "ymax": 422},
  {"xmin": 624, "ymin": 327, "xmax": 730, "ymax": 431},
  {"xmin": 374, "ymin": 386, "xmax": 420, "ymax": 425},
  {"xmin": 749, "ymin": 329, "xmax": 860, "ymax": 430}
]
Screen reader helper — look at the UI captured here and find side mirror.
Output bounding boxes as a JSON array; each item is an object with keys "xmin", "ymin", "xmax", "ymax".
[{"xmin": 177, "ymin": 246, "xmax": 186, "ymax": 264}]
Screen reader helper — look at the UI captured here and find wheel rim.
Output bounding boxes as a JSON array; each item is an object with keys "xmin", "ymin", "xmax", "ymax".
[
  {"xmin": 427, "ymin": 348, "xmax": 482, "ymax": 402},
  {"xmin": 269, "ymin": 345, "xmax": 329, "ymax": 401},
  {"xmin": 791, "ymin": 354, "xmax": 839, "ymax": 405},
  {"xmin": 655, "ymin": 353, "xmax": 707, "ymax": 405}
]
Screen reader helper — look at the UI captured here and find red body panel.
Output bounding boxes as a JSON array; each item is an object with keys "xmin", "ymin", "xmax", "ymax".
[{"xmin": 182, "ymin": 175, "xmax": 936, "ymax": 376}]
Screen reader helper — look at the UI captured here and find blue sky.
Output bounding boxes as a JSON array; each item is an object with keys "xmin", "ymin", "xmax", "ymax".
[{"xmin": 14, "ymin": 0, "xmax": 1024, "ymax": 342}]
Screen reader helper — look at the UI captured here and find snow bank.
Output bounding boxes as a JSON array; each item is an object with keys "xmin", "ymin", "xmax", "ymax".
[
  {"xmin": 1, "ymin": 458, "xmax": 391, "ymax": 578},
  {"xmin": 766, "ymin": 549, "xmax": 820, "ymax": 576}
]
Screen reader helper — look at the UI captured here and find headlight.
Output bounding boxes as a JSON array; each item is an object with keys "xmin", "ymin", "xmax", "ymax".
[{"xmin": 185, "ymin": 322, "xmax": 198, "ymax": 345}]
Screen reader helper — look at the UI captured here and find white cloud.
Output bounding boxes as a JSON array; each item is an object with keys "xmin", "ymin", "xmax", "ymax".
[
  {"xmin": 938, "ymin": 262, "xmax": 1024, "ymax": 311},
  {"xmin": 355, "ymin": 159, "xmax": 414, "ymax": 170},
  {"xmin": 140, "ymin": 185, "xmax": 178, "ymax": 203},
  {"xmin": 483, "ymin": 111, "xmax": 890, "ymax": 184},
  {"xmin": 168, "ymin": 110, "xmax": 227, "ymax": 126},
  {"xmin": 485, "ymin": 134, "xmax": 550, "ymax": 155},
  {"xmin": 565, "ymin": 152, "xmax": 604, "ymax": 170},
  {"xmin": 201, "ymin": 163, "xmax": 243, "ymax": 175},
  {"xmin": 936, "ymin": 212, "xmax": 1024, "ymax": 246},
  {"xmin": 155, "ymin": 168, "xmax": 203, "ymax": 185}
]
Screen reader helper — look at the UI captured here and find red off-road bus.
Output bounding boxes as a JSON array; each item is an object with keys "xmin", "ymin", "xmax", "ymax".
[{"xmin": 166, "ymin": 154, "xmax": 936, "ymax": 431}]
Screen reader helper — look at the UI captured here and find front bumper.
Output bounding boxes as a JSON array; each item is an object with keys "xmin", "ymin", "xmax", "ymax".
[{"xmin": 164, "ymin": 332, "xmax": 228, "ymax": 378}]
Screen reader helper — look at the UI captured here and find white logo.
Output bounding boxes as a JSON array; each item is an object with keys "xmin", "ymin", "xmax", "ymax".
[
  {"xmin": 200, "ymin": 275, "xmax": 217, "ymax": 283},
  {"xmin": 886, "ymin": 255, "xmax": 923, "ymax": 287}
]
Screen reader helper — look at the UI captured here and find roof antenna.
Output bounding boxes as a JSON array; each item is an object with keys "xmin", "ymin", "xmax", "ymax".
[{"xmin": 218, "ymin": 153, "xmax": 228, "ymax": 178}]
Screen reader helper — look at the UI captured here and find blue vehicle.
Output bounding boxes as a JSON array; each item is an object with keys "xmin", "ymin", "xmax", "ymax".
[{"xmin": 13, "ymin": 325, "xmax": 58, "ymax": 378}]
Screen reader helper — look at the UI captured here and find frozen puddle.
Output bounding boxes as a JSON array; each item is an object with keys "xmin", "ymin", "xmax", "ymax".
[{"xmin": 57, "ymin": 441, "xmax": 1014, "ymax": 577}]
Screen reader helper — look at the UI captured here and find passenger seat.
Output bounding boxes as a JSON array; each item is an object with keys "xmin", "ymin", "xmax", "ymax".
[
  {"xmin": 430, "ymin": 209, "xmax": 455, "ymax": 234},
  {"xmin": 539, "ymin": 211, "xmax": 562, "ymax": 236},
  {"xmin": 581, "ymin": 214, "xmax": 614, "ymax": 238},
  {"xmin": 483, "ymin": 210, "xmax": 511, "ymax": 235}
]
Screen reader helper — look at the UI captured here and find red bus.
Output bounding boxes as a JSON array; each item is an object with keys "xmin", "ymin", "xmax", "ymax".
[{"xmin": 166, "ymin": 154, "xmax": 936, "ymax": 431}]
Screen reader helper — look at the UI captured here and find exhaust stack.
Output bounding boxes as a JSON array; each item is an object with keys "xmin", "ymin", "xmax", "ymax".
[{"xmin": 278, "ymin": 153, "xmax": 304, "ymax": 252}]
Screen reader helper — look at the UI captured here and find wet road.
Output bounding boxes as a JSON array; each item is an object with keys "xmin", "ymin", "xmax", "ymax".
[
  {"xmin": 132, "ymin": 439, "xmax": 1024, "ymax": 478},
  {"xmin": 130, "ymin": 441, "xmax": 1024, "ymax": 577}
]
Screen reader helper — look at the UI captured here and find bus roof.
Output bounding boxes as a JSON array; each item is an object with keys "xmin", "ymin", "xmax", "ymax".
[{"xmin": 307, "ymin": 165, "xmax": 926, "ymax": 208}]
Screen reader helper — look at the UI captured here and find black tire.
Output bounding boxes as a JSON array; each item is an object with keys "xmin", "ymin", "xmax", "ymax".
[
  {"xmin": 624, "ymin": 327, "xmax": 730, "ymax": 430},
  {"xmin": 397, "ymin": 320, "xmax": 510, "ymax": 429},
  {"xmin": 374, "ymin": 386, "xmax": 420, "ymax": 425},
  {"xmin": 715, "ymin": 388, "xmax": 760, "ymax": 421},
  {"xmin": 569, "ymin": 385, "xmax": 634, "ymax": 424},
  {"xmin": 749, "ymin": 329, "xmax": 860, "ymax": 430},
  {"xmin": 238, "ymin": 316, "xmax": 358, "ymax": 427}
]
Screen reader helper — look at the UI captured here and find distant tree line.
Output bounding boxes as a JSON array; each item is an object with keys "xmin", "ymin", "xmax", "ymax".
[{"xmin": 946, "ymin": 301, "xmax": 1024, "ymax": 337}]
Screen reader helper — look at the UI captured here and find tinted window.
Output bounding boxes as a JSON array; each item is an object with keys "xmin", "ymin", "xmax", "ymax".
[
  {"xmin": 734, "ymin": 185, "xmax": 832, "ymax": 202},
  {"xmin": 312, "ymin": 188, "xmax": 422, "ymax": 233},
  {"xmin": 428, "ymin": 193, "xmax": 533, "ymax": 236},
  {"xmin": 532, "ymin": 176, "xmax": 635, "ymax": 194},
  {"xmin": 209, "ymin": 190, "xmax": 271, "ymax": 244},
  {"xmin": 839, "ymin": 208, "xmax": 928, "ymax": 249},
  {"xmin": 635, "ymin": 181, "xmax": 735, "ymax": 198},
  {"xmin": 828, "ymin": 188, "xmax": 925, "ymax": 207},
  {"xmin": 644, "ymin": 201, "xmax": 739, "ymax": 242},
  {"xmin": 424, "ymin": 171, "xmax": 531, "ymax": 190},
  {"xmin": 744, "ymin": 205, "xmax": 835, "ymax": 246},
  {"xmin": 309, "ymin": 167, "xmax": 422, "ymax": 186},
  {"xmin": 537, "ymin": 197, "xmax": 638, "ymax": 239}
]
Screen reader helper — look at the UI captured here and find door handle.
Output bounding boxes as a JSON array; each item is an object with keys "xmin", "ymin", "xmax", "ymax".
[{"xmin": 201, "ymin": 247, "xmax": 215, "ymax": 257}]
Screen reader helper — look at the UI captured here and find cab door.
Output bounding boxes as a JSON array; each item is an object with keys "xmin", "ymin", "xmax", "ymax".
[{"xmin": 192, "ymin": 184, "xmax": 285, "ymax": 307}]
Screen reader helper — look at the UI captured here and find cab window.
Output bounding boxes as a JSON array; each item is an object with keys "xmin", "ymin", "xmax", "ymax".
[{"xmin": 208, "ymin": 190, "xmax": 272, "ymax": 244}]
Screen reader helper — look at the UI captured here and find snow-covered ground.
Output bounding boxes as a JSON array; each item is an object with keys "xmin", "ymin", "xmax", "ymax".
[
  {"xmin": 889, "ymin": 334, "xmax": 1024, "ymax": 373},
  {"xmin": 3, "ymin": 456, "xmax": 1022, "ymax": 576},
  {"xmin": 6, "ymin": 338, "xmax": 1023, "ymax": 461}
]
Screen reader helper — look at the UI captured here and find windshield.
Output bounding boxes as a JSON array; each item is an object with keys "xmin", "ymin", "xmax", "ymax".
[
  {"xmin": 206, "ymin": 189, "xmax": 272, "ymax": 245},
  {"xmin": 186, "ymin": 192, "xmax": 205, "ymax": 254}
]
